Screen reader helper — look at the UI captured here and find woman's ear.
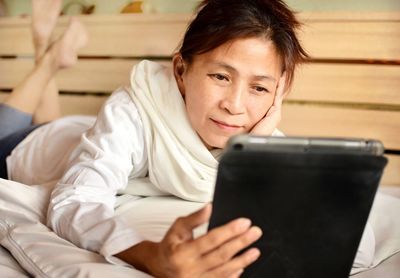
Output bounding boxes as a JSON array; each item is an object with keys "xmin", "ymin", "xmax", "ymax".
[{"xmin": 172, "ymin": 53, "xmax": 186, "ymax": 97}]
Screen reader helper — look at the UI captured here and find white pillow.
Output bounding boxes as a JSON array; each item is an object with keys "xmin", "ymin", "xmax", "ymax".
[{"xmin": 0, "ymin": 179, "xmax": 151, "ymax": 278}]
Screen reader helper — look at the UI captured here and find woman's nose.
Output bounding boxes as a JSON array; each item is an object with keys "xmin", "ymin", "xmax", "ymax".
[{"xmin": 219, "ymin": 85, "xmax": 246, "ymax": 115}]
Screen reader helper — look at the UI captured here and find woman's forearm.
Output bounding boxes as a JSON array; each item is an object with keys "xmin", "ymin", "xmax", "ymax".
[{"xmin": 115, "ymin": 240, "xmax": 159, "ymax": 275}]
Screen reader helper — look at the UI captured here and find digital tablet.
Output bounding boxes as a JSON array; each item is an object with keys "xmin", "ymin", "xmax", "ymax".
[{"xmin": 208, "ymin": 135, "xmax": 388, "ymax": 278}]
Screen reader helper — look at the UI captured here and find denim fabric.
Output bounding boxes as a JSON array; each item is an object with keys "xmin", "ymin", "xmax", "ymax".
[
  {"xmin": 0, "ymin": 103, "xmax": 32, "ymax": 140},
  {"xmin": 0, "ymin": 125, "xmax": 42, "ymax": 179}
]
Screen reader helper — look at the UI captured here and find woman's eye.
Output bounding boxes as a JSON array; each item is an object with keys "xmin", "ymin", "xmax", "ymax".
[
  {"xmin": 253, "ymin": 86, "xmax": 269, "ymax": 93},
  {"xmin": 209, "ymin": 74, "xmax": 229, "ymax": 82}
]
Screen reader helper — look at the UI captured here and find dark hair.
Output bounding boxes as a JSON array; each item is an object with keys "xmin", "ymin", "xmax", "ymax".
[{"xmin": 178, "ymin": 0, "xmax": 309, "ymax": 89}]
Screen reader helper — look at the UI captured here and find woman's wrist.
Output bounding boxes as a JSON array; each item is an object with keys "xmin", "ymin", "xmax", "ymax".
[{"xmin": 115, "ymin": 240, "xmax": 159, "ymax": 275}]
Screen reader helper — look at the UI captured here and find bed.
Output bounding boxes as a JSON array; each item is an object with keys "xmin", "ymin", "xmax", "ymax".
[
  {"xmin": 0, "ymin": 178, "xmax": 399, "ymax": 277},
  {"xmin": 0, "ymin": 11, "xmax": 399, "ymax": 277}
]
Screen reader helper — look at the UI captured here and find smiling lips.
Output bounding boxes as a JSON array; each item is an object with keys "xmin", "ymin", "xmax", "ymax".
[{"xmin": 211, "ymin": 118, "xmax": 242, "ymax": 131}]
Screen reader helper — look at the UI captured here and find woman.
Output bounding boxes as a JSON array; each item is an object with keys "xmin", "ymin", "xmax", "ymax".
[{"xmin": 4, "ymin": 0, "xmax": 308, "ymax": 276}]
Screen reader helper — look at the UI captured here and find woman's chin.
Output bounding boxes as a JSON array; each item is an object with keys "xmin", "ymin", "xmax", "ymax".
[{"xmin": 202, "ymin": 135, "xmax": 233, "ymax": 150}]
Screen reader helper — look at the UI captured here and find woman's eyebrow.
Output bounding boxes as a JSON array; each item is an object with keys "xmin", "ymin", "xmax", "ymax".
[
  {"xmin": 210, "ymin": 61, "xmax": 238, "ymax": 73},
  {"xmin": 253, "ymin": 75, "xmax": 276, "ymax": 82},
  {"xmin": 210, "ymin": 61, "xmax": 276, "ymax": 82}
]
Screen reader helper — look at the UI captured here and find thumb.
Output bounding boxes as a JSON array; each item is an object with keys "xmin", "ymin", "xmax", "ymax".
[
  {"xmin": 182, "ymin": 203, "xmax": 212, "ymax": 230},
  {"xmin": 165, "ymin": 204, "xmax": 212, "ymax": 243},
  {"xmin": 266, "ymin": 105, "xmax": 277, "ymax": 117},
  {"xmin": 251, "ymin": 103, "xmax": 282, "ymax": 135},
  {"xmin": 273, "ymin": 72, "xmax": 287, "ymax": 109}
]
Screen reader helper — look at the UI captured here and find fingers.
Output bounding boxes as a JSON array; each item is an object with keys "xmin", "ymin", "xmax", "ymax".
[
  {"xmin": 190, "ymin": 218, "xmax": 252, "ymax": 255},
  {"xmin": 228, "ymin": 269, "xmax": 244, "ymax": 278},
  {"xmin": 206, "ymin": 247, "xmax": 261, "ymax": 277},
  {"xmin": 251, "ymin": 101, "xmax": 281, "ymax": 135},
  {"xmin": 253, "ymin": 71, "xmax": 286, "ymax": 131},
  {"xmin": 259, "ymin": 72, "xmax": 287, "ymax": 127},
  {"xmin": 158, "ymin": 212, "xmax": 262, "ymax": 278},
  {"xmin": 165, "ymin": 203, "xmax": 212, "ymax": 244},
  {"xmin": 266, "ymin": 104, "xmax": 277, "ymax": 117},
  {"xmin": 182, "ymin": 203, "xmax": 212, "ymax": 231},
  {"xmin": 270, "ymin": 72, "xmax": 287, "ymax": 112},
  {"xmin": 200, "ymin": 226, "xmax": 262, "ymax": 271},
  {"xmin": 275, "ymin": 72, "xmax": 288, "ymax": 103}
]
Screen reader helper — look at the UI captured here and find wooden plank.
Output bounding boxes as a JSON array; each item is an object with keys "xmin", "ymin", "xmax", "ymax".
[
  {"xmin": 279, "ymin": 104, "xmax": 400, "ymax": 150},
  {"xmin": 57, "ymin": 59, "xmax": 132, "ymax": 93},
  {"xmin": 1, "ymin": 11, "xmax": 397, "ymax": 26},
  {"xmin": 0, "ymin": 92, "xmax": 108, "ymax": 115},
  {"xmin": 0, "ymin": 58, "xmax": 170, "ymax": 93},
  {"xmin": 298, "ymin": 12, "xmax": 400, "ymax": 21},
  {"xmin": 80, "ymin": 17, "xmax": 187, "ymax": 57},
  {"xmin": 60, "ymin": 94, "xmax": 109, "ymax": 115},
  {"xmin": 0, "ymin": 18, "xmax": 34, "ymax": 56},
  {"xmin": 2, "ymin": 59, "xmax": 400, "ymax": 107},
  {"xmin": 289, "ymin": 63, "xmax": 400, "ymax": 106},
  {"xmin": 0, "ymin": 14, "xmax": 189, "ymax": 57},
  {"xmin": 0, "ymin": 58, "xmax": 34, "ymax": 89},
  {"xmin": 1, "ymin": 13, "xmax": 399, "ymax": 60},
  {"xmin": 57, "ymin": 59, "xmax": 170, "ymax": 92},
  {"xmin": 382, "ymin": 155, "xmax": 400, "ymax": 186},
  {"xmin": 300, "ymin": 20, "xmax": 400, "ymax": 60}
]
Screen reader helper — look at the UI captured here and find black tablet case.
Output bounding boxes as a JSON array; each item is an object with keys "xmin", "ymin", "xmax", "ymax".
[{"xmin": 209, "ymin": 150, "xmax": 387, "ymax": 278}]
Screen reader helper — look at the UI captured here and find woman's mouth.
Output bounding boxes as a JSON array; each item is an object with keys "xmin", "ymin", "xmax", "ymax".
[{"xmin": 210, "ymin": 118, "xmax": 242, "ymax": 131}]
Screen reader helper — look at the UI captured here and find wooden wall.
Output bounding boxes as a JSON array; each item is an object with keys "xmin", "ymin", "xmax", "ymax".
[{"xmin": 0, "ymin": 12, "xmax": 399, "ymax": 186}]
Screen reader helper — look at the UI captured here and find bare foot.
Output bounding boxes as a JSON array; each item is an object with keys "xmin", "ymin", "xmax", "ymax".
[
  {"xmin": 49, "ymin": 17, "xmax": 88, "ymax": 69},
  {"xmin": 31, "ymin": 0, "xmax": 63, "ymax": 60}
]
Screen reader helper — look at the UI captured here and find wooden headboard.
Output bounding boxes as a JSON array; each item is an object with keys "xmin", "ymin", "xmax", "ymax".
[{"xmin": 0, "ymin": 12, "xmax": 399, "ymax": 186}]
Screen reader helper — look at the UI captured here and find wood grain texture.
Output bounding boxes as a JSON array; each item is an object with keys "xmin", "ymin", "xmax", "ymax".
[
  {"xmin": 0, "ymin": 92, "xmax": 108, "ymax": 115},
  {"xmin": 0, "ymin": 59, "xmax": 168, "ymax": 92},
  {"xmin": 1, "ymin": 13, "xmax": 399, "ymax": 60},
  {"xmin": 300, "ymin": 21, "xmax": 400, "ymax": 60},
  {"xmin": 59, "ymin": 94, "xmax": 109, "ymax": 115},
  {"xmin": 289, "ymin": 63, "xmax": 400, "ymax": 106},
  {"xmin": 280, "ymin": 104, "xmax": 400, "ymax": 150}
]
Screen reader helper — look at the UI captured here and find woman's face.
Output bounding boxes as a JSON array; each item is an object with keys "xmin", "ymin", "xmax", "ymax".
[{"xmin": 174, "ymin": 37, "xmax": 283, "ymax": 149}]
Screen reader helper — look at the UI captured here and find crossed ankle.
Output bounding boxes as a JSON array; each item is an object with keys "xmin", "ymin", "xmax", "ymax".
[{"xmin": 38, "ymin": 49, "xmax": 61, "ymax": 74}]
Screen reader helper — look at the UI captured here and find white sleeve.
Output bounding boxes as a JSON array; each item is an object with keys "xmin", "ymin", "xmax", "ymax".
[{"xmin": 47, "ymin": 88, "xmax": 148, "ymax": 263}]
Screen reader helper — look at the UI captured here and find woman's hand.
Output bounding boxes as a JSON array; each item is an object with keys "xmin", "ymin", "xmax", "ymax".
[
  {"xmin": 117, "ymin": 204, "xmax": 262, "ymax": 278},
  {"xmin": 250, "ymin": 72, "xmax": 287, "ymax": 136}
]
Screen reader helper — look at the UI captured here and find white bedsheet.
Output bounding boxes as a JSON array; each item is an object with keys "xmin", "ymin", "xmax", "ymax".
[
  {"xmin": 350, "ymin": 191, "xmax": 400, "ymax": 275},
  {"xmin": 0, "ymin": 245, "xmax": 28, "ymax": 277},
  {"xmin": 0, "ymin": 178, "xmax": 399, "ymax": 277}
]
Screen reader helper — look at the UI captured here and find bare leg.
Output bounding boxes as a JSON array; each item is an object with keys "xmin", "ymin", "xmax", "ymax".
[
  {"xmin": 31, "ymin": 0, "xmax": 63, "ymax": 124},
  {"xmin": 32, "ymin": 79, "xmax": 60, "ymax": 124},
  {"xmin": 34, "ymin": 16, "xmax": 88, "ymax": 123},
  {"xmin": 4, "ymin": 51, "xmax": 59, "ymax": 114},
  {"xmin": 31, "ymin": 0, "xmax": 63, "ymax": 60},
  {"xmin": 4, "ymin": 19, "xmax": 88, "ymax": 116}
]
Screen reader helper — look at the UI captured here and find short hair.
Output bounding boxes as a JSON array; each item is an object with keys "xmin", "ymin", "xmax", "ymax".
[{"xmin": 178, "ymin": 0, "xmax": 309, "ymax": 89}]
